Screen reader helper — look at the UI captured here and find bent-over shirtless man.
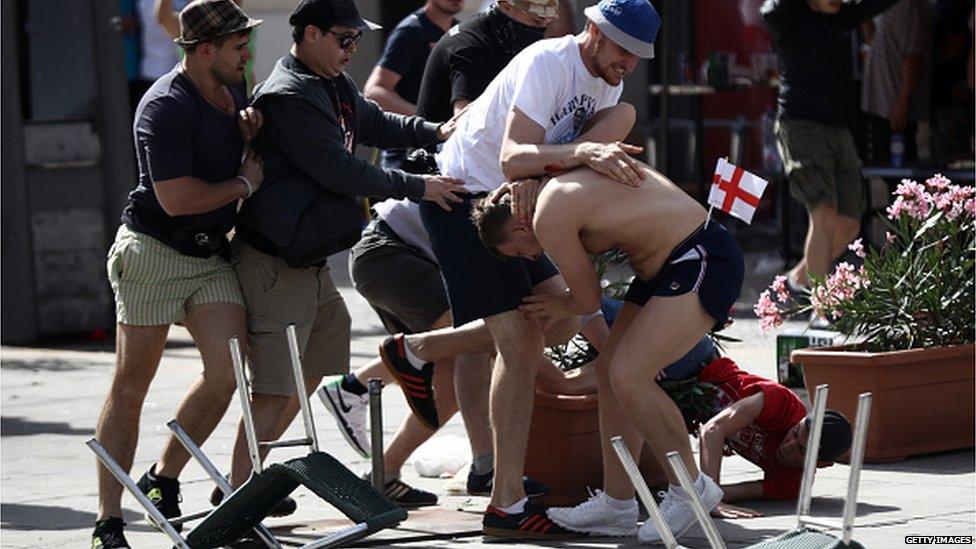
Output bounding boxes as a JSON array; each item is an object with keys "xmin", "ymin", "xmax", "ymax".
[{"xmin": 472, "ymin": 165, "xmax": 745, "ymax": 542}]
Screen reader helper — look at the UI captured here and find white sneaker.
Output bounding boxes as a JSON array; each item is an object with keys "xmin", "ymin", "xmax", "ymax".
[
  {"xmin": 546, "ymin": 489, "xmax": 638, "ymax": 537},
  {"xmin": 318, "ymin": 376, "xmax": 370, "ymax": 458},
  {"xmin": 638, "ymin": 474, "xmax": 723, "ymax": 543}
]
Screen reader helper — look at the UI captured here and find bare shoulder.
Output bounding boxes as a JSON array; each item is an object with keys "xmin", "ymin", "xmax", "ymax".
[{"xmin": 543, "ymin": 167, "xmax": 600, "ymax": 201}]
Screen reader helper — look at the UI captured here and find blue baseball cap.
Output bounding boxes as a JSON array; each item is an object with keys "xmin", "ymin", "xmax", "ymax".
[{"xmin": 584, "ymin": 0, "xmax": 661, "ymax": 59}]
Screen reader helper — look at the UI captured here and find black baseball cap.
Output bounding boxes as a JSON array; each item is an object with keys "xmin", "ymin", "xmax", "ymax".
[
  {"xmin": 806, "ymin": 410, "xmax": 853, "ymax": 462},
  {"xmin": 289, "ymin": 0, "xmax": 381, "ymax": 31}
]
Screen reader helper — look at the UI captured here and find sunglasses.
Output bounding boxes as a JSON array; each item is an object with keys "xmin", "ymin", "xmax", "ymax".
[{"xmin": 326, "ymin": 29, "xmax": 364, "ymax": 50}]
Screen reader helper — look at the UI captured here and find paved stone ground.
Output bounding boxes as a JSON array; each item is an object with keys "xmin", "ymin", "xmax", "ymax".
[{"xmin": 2, "ymin": 250, "xmax": 973, "ymax": 548}]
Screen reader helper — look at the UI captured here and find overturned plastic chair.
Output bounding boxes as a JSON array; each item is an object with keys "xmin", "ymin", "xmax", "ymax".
[
  {"xmin": 89, "ymin": 324, "xmax": 405, "ymax": 548},
  {"xmin": 612, "ymin": 384, "xmax": 873, "ymax": 549}
]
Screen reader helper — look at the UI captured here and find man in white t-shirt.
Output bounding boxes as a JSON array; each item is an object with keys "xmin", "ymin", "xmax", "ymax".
[{"xmin": 378, "ymin": 0, "xmax": 661, "ymax": 538}]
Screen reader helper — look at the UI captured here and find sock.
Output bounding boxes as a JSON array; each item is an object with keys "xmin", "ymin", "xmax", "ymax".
[
  {"xmin": 341, "ymin": 373, "xmax": 368, "ymax": 396},
  {"xmin": 402, "ymin": 338, "xmax": 427, "ymax": 369},
  {"xmin": 384, "ymin": 471, "xmax": 400, "ymax": 484},
  {"xmin": 604, "ymin": 494, "xmax": 637, "ymax": 510},
  {"xmin": 499, "ymin": 497, "xmax": 527, "ymax": 514},
  {"xmin": 472, "ymin": 452, "xmax": 494, "ymax": 475}
]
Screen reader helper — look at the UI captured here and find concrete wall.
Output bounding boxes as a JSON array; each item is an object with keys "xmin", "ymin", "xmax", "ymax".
[{"xmin": 245, "ymin": 0, "xmax": 383, "ymax": 89}]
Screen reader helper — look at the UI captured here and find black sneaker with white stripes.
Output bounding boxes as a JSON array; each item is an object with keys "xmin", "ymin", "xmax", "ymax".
[
  {"xmin": 383, "ymin": 478, "xmax": 438, "ymax": 508},
  {"xmin": 361, "ymin": 472, "xmax": 438, "ymax": 509}
]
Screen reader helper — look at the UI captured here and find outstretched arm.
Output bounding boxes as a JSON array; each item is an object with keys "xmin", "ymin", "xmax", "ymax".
[
  {"xmin": 521, "ymin": 194, "xmax": 602, "ymax": 324},
  {"xmin": 155, "ymin": 0, "xmax": 180, "ymax": 40},
  {"xmin": 699, "ymin": 392, "xmax": 765, "ymax": 488}
]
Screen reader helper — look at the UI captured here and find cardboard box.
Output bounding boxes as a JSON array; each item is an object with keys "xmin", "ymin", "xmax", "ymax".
[{"xmin": 775, "ymin": 329, "xmax": 840, "ymax": 387}]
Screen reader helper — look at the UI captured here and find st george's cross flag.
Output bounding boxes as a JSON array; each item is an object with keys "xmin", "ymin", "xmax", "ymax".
[{"xmin": 707, "ymin": 157, "xmax": 769, "ymax": 224}]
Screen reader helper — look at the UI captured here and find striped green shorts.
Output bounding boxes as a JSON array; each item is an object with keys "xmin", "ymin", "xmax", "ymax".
[{"xmin": 106, "ymin": 225, "xmax": 244, "ymax": 326}]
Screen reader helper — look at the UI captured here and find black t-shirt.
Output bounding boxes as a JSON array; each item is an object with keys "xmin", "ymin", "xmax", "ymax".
[
  {"xmin": 377, "ymin": 9, "xmax": 450, "ymax": 105},
  {"xmin": 416, "ymin": 6, "xmax": 545, "ymax": 123},
  {"xmin": 122, "ymin": 66, "xmax": 247, "ymax": 254},
  {"xmin": 760, "ymin": 0, "xmax": 898, "ymax": 127}
]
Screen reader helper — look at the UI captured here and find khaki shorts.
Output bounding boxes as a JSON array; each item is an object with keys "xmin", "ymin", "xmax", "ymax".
[
  {"xmin": 107, "ymin": 225, "xmax": 244, "ymax": 326},
  {"xmin": 231, "ymin": 238, "xmax": 350, "ymax": 396},
  {"xmin": 774, "ymin": 117, "xmax": 865, "ymax": 220}
]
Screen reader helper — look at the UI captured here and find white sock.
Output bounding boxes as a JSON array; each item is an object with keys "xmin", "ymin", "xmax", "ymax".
[
  {"xmin": 604, "ymin": 494, "xmax": 636, "ymax": 510},
  {"xmin": 499, "ymin": 497, "xmax": 528, "ymax": 514},
  {"xmin": 402, "ymin": 338, "xmax": 426, "ymax": 369}
]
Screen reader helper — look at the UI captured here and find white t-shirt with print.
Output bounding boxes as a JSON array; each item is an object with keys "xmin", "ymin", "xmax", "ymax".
[{"xmin": 437, "ymin": 35, "xmax": 623, "ymax": 193}]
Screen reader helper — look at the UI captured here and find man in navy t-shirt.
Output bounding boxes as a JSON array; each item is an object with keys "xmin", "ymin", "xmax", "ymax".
[
  {"xmin": 92, "ymin": 1, "xmax": 264, "ymax": 547},
  {"xmin": 363, "ymin": 0, "xmax": 463, "ymax": 169}
]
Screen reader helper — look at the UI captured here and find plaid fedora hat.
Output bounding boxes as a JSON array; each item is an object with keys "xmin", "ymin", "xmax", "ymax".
[{"xmin": 175, "ymin": 0, "xmax": 263, "ymax": 46}]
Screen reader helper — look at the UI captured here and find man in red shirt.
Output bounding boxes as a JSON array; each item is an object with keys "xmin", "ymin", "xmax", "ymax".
[{"xmin": 698, "ymin": 357, "xmax": 853, "ymax": 510}]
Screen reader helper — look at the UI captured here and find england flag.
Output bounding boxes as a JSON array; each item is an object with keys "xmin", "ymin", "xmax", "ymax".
[{"xmin": 707, "ymin": 158, "xmax": 769, "ymax": 224}]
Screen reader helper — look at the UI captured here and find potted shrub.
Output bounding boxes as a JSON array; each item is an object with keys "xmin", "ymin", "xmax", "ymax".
[{"xmin": 756, "ymin": 174, "xmax": 975, "ymax": 461}]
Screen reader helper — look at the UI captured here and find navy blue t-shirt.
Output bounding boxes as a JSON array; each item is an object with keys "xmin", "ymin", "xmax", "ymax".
[
  {"xmin": 122, "ymin": 65, "xmax": 247, "ymax": 253},
  {"xmin": 377, "ymin": 9, "xmax": 449, "ymax": 105}
]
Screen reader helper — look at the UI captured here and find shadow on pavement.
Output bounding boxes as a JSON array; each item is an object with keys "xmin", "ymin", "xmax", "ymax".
[
  {"xmin": 0, "ymin": 503, "xmax": 153, "ymax": 532},
  {"xmin": 0, "ymin": 358, "xmax": 92, "ymax": 372},
  {"xmin": 0, "ymin": 416, "xmax": 95, "ymax": 437},
  {"xmin": 863, "ymin": 448, "xmax": 975, "ymax": 476}
]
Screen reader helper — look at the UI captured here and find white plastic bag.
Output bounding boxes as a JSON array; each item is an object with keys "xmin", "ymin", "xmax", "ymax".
[{"xmin": 412, "ymin": 434, "xmax": 471, "ymax": 478}]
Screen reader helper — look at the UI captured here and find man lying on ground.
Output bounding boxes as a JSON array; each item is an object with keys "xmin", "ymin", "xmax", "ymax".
[{"xmin": 697, "ymin": 355, "xmax": 853, "ymax": 511}]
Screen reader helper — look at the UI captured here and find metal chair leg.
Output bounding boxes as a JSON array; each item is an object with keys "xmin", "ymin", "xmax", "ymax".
[
  {"xmin": 86, "ymin": 438, "xmax": 190, "ymax": 548},
  {"xmin": 841, "ymin": 393, "xmax": 873, "ymax": 545},
  {"xmin": 609, "ymin": 436, "xmax": 682, "ymax": 549},
  {"xmin": 665, "ymin": 451, "xmax": 727, "ymax": 549}
]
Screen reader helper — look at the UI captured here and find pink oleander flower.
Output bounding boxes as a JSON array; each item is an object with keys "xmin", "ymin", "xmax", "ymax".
[
  {"xmin": 925, "ymin": 173, "xmax": 951, "ymax": 191},
  {"xmin": 759, "ymin": 174, "xmax": 972, "ymax": 352},
  {"xmin": 754, "ymin": 289, "xmax": 783, "ymax": 332},
  {"xmin": 770, "ymin": 275, "xmax": 790, "ymax": 303},
  {"xmin": 886, "ymin": 196, "xmax": 907, "ymax": 219},
  {"xmin": 889, "ymin": 179, "xmax": 933, "ymax": 220}
]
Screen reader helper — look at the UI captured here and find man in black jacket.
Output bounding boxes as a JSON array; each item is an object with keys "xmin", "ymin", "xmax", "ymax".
[{"xmin": 222, "ymin": 0, "xmax": 464, "ymax": 497}]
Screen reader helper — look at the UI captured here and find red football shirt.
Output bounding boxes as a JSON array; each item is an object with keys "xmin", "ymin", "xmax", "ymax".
[{"xmin": 698, "ymin": 357, "xmax": 808, "ymax": 499}]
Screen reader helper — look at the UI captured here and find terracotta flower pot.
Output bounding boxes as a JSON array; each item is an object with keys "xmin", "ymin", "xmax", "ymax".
[
  {"xmin": 792, "ymin": 343, "xmax": 975, "ymax": 462},
  {"xmin": 524, "ymin": 390, "xmax": 667, "ymax": 506}
]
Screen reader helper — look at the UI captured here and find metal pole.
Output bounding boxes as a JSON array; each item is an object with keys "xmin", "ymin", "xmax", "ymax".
[
  {"xmin": 369, "ymin": 378, "xmax": 385, "ymax": 491},
  {"xmin": 665, "ymin": 452, "xmax": 727, "ymax": 549},
  {"xmin": 167, "ymin": 420, "xmax": 282, "ymax": 548},
  {"xmin": 231, "ymin": 336, "xmax": 263, "ymax": 474},
  {"xmin": 87, "ymin": 439, "xmax": 190, "ymax": 548},
  {"xmin": 658, "ymin": 0, "xmax": 669, "ymax": 175},
  {"xmin": 796, "ymin": 384, "xmax": 828, "ymax": 525},
  {"xmin": 841, "ymin": 393, "xmax": 873, "ymax": 545},
  {"xmin": 609, "ymin": 436, "xmax": 681, "ymax": 549},
  {"xmin": 168, "ymin": 420, "xmax": 233, "ymax": 495},
  {"xmin": 285, "ymin": 325, "xmax": 320, "ymax": 452}
]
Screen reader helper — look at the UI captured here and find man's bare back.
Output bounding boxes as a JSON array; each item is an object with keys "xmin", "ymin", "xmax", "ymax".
[{"xmin": 535, "ymin": 166, "xmax": 707, "ymax": 279}]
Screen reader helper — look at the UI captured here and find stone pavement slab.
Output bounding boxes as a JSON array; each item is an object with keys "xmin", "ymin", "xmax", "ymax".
[{"xmin": 2, "ymin": 251, "xmax": 973, "ymax": 548}]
